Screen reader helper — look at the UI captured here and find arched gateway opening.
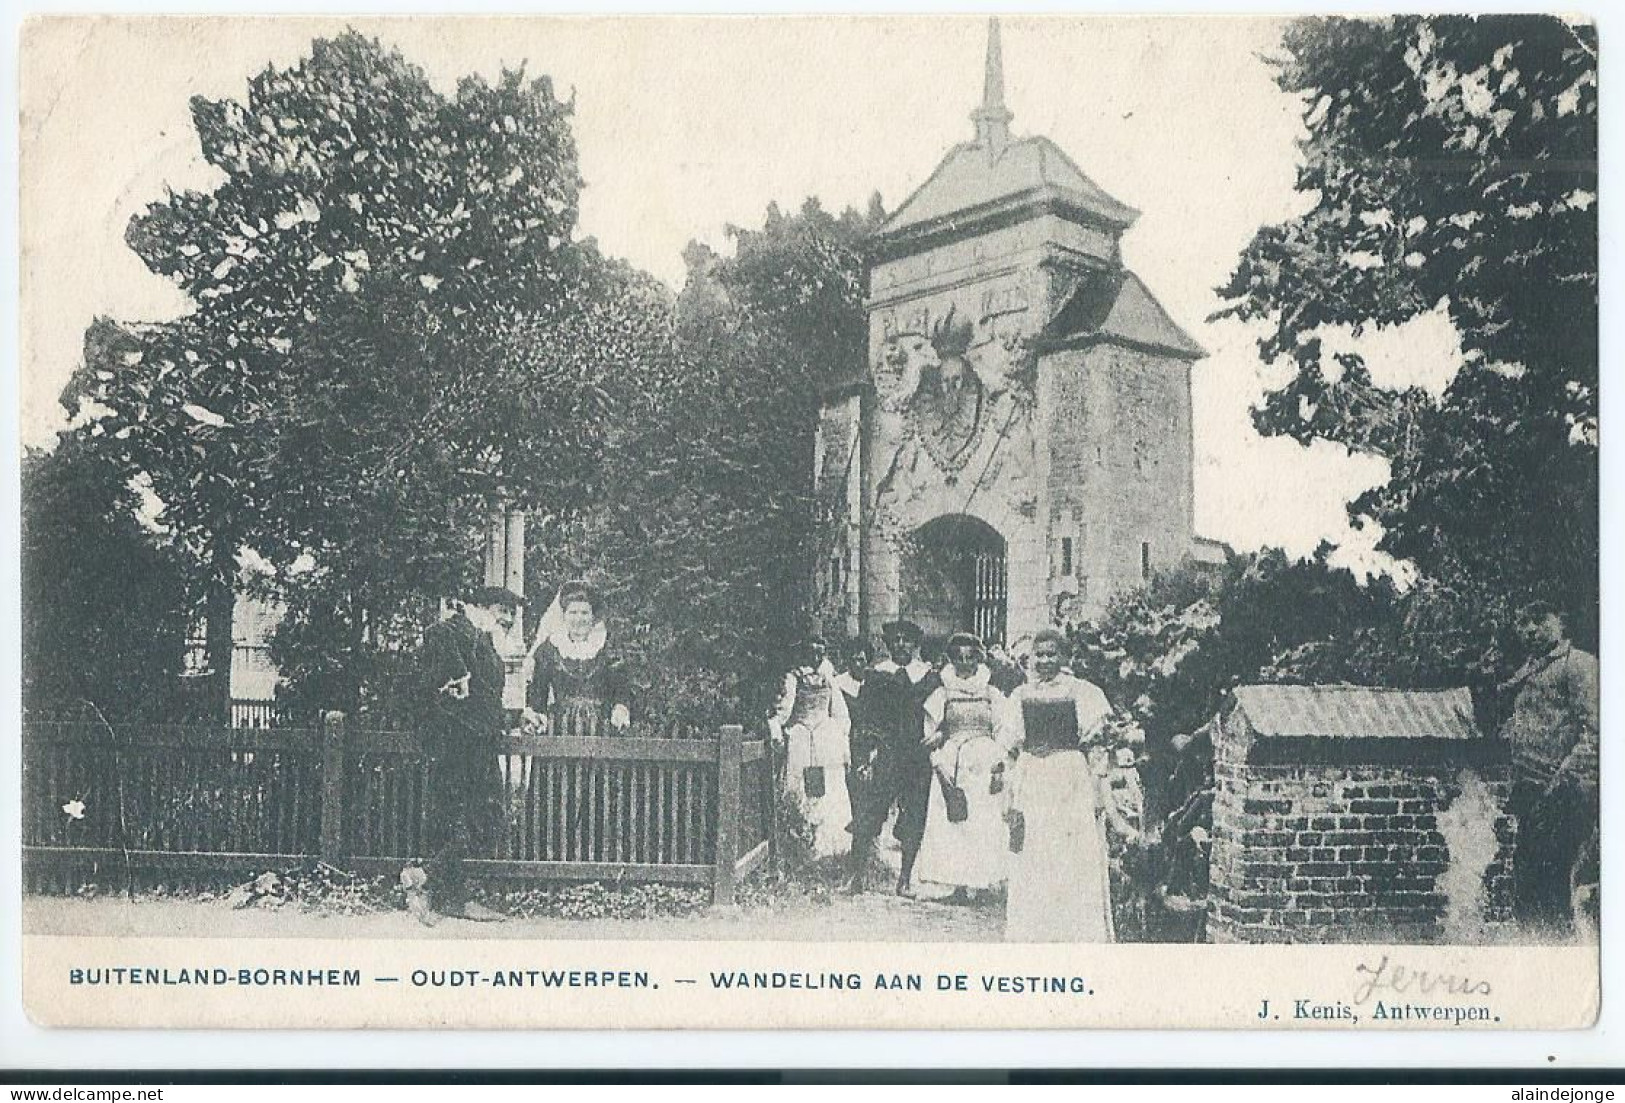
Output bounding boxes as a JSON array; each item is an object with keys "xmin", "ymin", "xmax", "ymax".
[{"xmin": 900, "ymin": 514, "xmax": 1008, "ymax": 646}]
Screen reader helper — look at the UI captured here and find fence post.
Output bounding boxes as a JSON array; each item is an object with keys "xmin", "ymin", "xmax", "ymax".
[
  {"xmin": 320, "ymin": 710, "xmax": 347, "ymax": 865},
  {"xmin": 714, "ymin": 723, "xmax": 743, "ymax": 906}
]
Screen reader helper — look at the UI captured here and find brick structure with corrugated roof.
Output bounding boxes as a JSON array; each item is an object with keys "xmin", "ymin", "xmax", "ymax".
[{"xmin": 1209, "ymin": 684, "xmax": 1517, "ymax": 944}]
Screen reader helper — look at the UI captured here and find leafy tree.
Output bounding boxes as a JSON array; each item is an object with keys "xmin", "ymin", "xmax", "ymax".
[
  {"xmin": 21, "ymin": 432, "xmax": 189, "ymax": 719},
  {"xmin": 61, "ymin": 31, "xmax": 623, "ymax": 715},
  {"xmin": 712, "ymin": 196, "xmax": 879, "ymax": 381},
  {"xmin": 535, "ymin": 198, "xmax": 881, "ymax": 728},
  {"xmin": 656, "ymin": 198, "xmax": 878, "ymax": 714},
  {"xmin": 1214, "ymin": 16, "xmax": 1598, "ymax": 643},
  {"xmin": 1074, "ymin": 542, "xmax": 1553, "ymax": 820},
  {"xmin": 269, "ymin": 250, "xmax": 674, "ymax": 721},
  {"xmin": 1073, "ymin": 549, "xmax": 1398, "ymax": 753}
]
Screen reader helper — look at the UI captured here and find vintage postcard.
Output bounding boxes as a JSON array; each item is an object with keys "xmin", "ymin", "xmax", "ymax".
[{"xmin": 17, "ymin": 14, "xmax": 1600, "ymax": 1031}]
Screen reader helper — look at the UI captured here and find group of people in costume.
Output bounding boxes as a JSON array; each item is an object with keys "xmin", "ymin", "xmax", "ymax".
[
  {"xmin": 773, "ymin": 620, "xmax": 1137, "ymax": 942},
  {"xmin": 404, "ymin": 572, "xmax": 1598, "ymax": 945},
  {"xmin": 409, "ymin": 577, "xmax": 1136, "ymax": 940}
]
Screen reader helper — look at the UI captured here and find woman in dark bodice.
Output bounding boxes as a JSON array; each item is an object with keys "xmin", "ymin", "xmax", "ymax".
[
  {"xmin": 1002, "ymin": 628, "xmax": 1120, "ymax": 941},
  {"xmin": 524, "ymin": 581, "xmax": 631, "ymax": 737}
]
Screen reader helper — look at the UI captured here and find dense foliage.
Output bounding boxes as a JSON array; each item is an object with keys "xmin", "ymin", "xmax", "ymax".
[
  {"xmin": 21, "ymin": 432, "xmax": 190, "ymax": 718},
  {"xmin": 1073, "ymin": 15, "xmax": 1603, "ymax": 797},
  {"xmin": 1214, "ymin": 15, "xmax": 1598, "ymax": 644},
  {"xmin": 50, "ymin": 32, "xmax": 658, "ymax": 717},
  {"xmin": 1072, "ymin": 547, "xmax": 1538, "ymax": 759},
  {"xmin": 535, "ymin": 198, "xmax": 881, "ymax": 728}
]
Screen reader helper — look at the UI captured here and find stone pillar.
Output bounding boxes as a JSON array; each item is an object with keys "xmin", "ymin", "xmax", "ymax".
[
  {"xmin": 504, "ymin": 508, "xmax": 525, "ymax": 598},
  {"xmin": 480, "ymin": 503, "xmax": 526, "ymax": 597},
  {"xmin": 482, "ymin": 505, "xmax": 506, "ymax": 590},
  {"xmin": 478, "ymin": 501, "xmax": 528, "ymax": 712}
]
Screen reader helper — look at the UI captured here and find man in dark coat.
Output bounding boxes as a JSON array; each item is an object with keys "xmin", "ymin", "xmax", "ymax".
[
  {"xmin": 1146, "ymin": 724, "xmax": 1216, "ymax": 942},
  {"xmin": 410, "ymin": 585, "xmax": 518, "ymax": 924},
  {"xmin": 1500, "ymin": 606, "xmax": 1600, "ymax": 939},
  {"xmin": 847, "ymin": 619, "xmax": 940, "ymax": 896}
]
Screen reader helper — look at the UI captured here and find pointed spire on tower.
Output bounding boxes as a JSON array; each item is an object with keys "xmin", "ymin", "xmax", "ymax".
[
  {"xmin": 971, "ymin": 17, "xmax": 1014, "ymax": 155},
  {"xmin": 983, "ymin": 16, "xmax": 1006, "ymax": 111}
]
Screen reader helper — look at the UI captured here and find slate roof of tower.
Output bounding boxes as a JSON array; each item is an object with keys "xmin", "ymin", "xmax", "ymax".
[
  {"xmin": 1042, "ymin": 267, "xmax": 1206, "ymax": 359},
  {"xmin": 880, "ymin": 135, "xmax": 1139, "ymax": 238},
  {"xmin": 1232, "ymin": 685, "xmax": 1480, "ymax": 742}
]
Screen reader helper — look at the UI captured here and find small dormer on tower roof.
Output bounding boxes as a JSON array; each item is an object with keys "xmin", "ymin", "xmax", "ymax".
[{"xmin": 877, "ymin": 19, "xmax": 1138, "ymax": 258}]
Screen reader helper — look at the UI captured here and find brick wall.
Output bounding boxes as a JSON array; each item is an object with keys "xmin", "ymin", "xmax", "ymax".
[{"xmin": 1209, "ymin": 708, "xmax": 1517, "ymax": 944}]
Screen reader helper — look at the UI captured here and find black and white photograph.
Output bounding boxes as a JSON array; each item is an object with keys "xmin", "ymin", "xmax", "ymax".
[{"xmin": 15, "ymin": 13, "xmax": 1600, "ymax": 1030}]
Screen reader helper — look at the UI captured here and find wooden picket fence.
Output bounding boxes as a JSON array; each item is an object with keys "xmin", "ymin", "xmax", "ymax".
[{"xmin": 21, "ymin": 713, "xmax": 775, "ymax": 904}]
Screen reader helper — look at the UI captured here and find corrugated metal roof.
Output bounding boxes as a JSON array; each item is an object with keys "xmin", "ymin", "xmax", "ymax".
[
  {"xmin": 1233, "ymin": 684, "xmax": 1479, "ymax": 741},
  {"xmin": 881, "ymin": 136, "xmax": 1137, "ymax": 236}
]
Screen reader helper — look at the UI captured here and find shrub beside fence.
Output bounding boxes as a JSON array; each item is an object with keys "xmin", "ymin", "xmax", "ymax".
[{"xmin": 22, "ymin": 714, "xmax": 774, "ymax": 904}]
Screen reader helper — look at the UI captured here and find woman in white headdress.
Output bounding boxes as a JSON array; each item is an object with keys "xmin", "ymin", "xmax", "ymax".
[
  {"xmin": 524, "ymin": 580, "xmax": 631, "ymax": 737},
  {"xmin": 913, "ymin": 632, "xmax": 1014, "ymax": 902},
  {"xmin": 770, "ymin": 637, "xmax": 852, "ymax": 859}
]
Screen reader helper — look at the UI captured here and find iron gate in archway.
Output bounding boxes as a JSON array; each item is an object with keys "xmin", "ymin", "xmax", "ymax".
[{"xmin": 901, "ymin": 514, "xmax": 1008, "ymax": 646}]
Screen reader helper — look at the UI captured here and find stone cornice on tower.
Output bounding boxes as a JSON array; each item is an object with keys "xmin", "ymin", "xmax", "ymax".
[{"xmin": 876, "ymin": 134, "xmax": 1139, "ymax": 260}]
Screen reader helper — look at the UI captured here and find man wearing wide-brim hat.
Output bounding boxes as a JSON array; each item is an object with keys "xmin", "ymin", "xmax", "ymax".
[
  {"xmin": 847, "ymin": 619, "xmax": 940, "ymax": 896},
  {"xmin": 407, "ymin": 583, "xmax": 518, "ymax": 925}
]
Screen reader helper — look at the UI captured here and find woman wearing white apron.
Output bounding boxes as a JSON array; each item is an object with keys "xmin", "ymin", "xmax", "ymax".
[
  {"xmin": 1003, "ymin": 628, "xmax": 1117, "ymax": 942},
  {"xmin": 771, "ymin": 638, "xmax": 852, "ymax": 859},
  {"xmin": 913, "ymin": 632, "xmax": 1013, "ymax": 902}
]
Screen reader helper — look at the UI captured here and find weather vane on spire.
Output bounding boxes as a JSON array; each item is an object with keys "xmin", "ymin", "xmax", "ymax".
[{"xmin": 971, "ymin": 17, "xmax": 1014, "ymax": 154}]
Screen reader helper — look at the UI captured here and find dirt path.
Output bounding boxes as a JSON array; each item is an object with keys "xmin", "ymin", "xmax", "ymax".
[{"xmin": 24, "ymin": 888, "xmax": 1005, "ymax": 942}]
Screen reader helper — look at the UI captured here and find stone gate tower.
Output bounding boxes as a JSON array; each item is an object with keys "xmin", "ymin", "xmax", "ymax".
[{"xmin": 813, "ymin": 19, "xmax": 1206, "ymax": 647}]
